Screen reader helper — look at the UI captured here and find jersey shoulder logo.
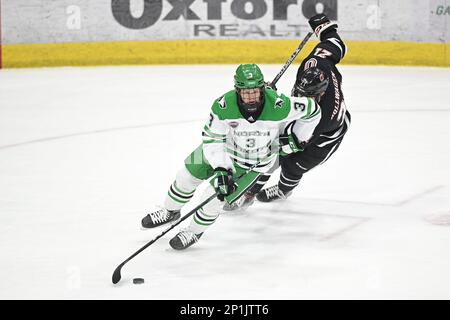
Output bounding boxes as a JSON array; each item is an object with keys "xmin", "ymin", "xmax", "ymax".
[
  {"xmin": 217, "ymin": 95, "xmax": 226, "ymax": 109},
  {"xmin": 275, "ymin": 97, "xmax": 284, "ymax": 109},
  {"xmin": 304, "ymin": 58, "xmax": 318, "ymax": 70}
]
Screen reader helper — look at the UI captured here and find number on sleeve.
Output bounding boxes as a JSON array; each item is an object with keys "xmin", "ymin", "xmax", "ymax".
[
  {"xmin": 294, "ymin": 102, "xmax": 306, "ymax": 111},
  {"xmin": 314, "ymin": 48, "xmax": 333, "ymax": 59}
]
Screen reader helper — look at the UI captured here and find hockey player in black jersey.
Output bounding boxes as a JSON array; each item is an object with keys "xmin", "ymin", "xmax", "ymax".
[
  {"xmin": 227, "ymin": 13, "xmax": 351, "ymax": 208},
  {"xmin": 256, "ymin": 13, "xmax": 351, "ymax": 202}
]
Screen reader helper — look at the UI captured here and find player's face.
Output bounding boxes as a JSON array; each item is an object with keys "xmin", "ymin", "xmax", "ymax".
[{"xmin": 239, "ymin": 88, "xmax": 261, "ymax": 105}]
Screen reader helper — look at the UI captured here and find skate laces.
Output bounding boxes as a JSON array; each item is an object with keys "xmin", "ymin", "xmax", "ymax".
[
  {"xmin": 177, "ymin": 228, "xmax": 200, "ymax": 247},
  {"xmin": 149, "ymin": 208, "xmax": 169, "ymax": 224},
  {"xmin": 265, "ymin": 185, "xmax": 285, "ymax": 200}
]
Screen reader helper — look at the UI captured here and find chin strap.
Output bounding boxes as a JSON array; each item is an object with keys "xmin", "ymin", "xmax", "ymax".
[{"xmin": 236, "ymin": 88, "xmax": 265, "ymax": 121}]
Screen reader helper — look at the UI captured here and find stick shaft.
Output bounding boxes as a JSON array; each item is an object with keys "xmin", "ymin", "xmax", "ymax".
[
  {"xmin": 270, "ymin": 32, "xmax": 313, "ymax": 87},
  {"xmin": 112, "ymin": 192, "xmax": 218, "ymax": 283},
  {"xmin": 124, "ymin": 193, "xmax": 216, "ymax": 265},
  {"xmin": 112, "ymin": 161, "xmax": 263, "ymax": 283}
]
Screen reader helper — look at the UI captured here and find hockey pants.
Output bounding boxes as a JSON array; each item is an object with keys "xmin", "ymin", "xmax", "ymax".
[{"xmin": 164, "ymin": 145, "xmax": 261, "ymax": 234}]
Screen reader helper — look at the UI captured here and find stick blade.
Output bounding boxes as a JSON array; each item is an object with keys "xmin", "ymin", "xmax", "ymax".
[{"xmin": 112, "ymin": 266, "xmax": 122, "ymax": 284}]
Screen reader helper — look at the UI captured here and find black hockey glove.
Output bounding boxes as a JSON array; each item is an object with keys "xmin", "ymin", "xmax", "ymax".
[
  {"xmin": 308, "ymin": 14, "xmax": 338, "ymax": 38},
  {"xmin": 212, "ymin": 167, "xmax": 237, "ymax": 201},
  {"xmin": 279, "ymin": 133, "xmax": 306, "ymax": 156}
]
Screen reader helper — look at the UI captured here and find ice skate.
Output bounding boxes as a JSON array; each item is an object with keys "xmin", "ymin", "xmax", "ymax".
[
  {"xmin": 223, "ymin": 191, "xmax": 255, "ymax": 211},
  {"xmin": 141, "ymin": 208, "xmax": 180, "ymax": 228},
  {"xmin": 256, "ymin": 185, "xmax": 291, "ymax": 202},
  {"xmin": 169, "ymin": 228, "xmax": 203, "ymax": 250}
]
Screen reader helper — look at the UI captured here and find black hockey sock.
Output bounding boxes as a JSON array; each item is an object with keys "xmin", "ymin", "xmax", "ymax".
[
  {"xmin": 249, "ymin": 174, "xmax": 271, "ymax": 194},
  {"xmin": 278, "ymin": 171, "xmax": 302, "ymax": 194}
]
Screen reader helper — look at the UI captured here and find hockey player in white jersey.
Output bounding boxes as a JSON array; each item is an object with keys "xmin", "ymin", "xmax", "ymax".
[{"xmin": 141, "ymin": 64, "xmax": 321, "ymax": 250}]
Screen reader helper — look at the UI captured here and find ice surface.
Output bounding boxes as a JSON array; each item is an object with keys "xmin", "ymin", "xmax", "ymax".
[{"xmin": 0, "ymin": 65, "xmax": 449, "ymax": 299}]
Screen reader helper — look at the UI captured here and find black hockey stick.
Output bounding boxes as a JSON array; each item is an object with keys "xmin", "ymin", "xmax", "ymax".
[
  {"xmin": 112, "ymin": 192, "xmax": 218, "ymax": 284},
  {"xmin": 112, "ymin": 162, "xmax": 262, "ymax": 284},
  {"xmin": 268, "ymin": 31, "xmax": 313, "ymax": 89}
]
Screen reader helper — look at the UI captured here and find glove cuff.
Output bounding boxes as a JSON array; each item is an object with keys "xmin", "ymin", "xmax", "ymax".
[
  {"xmin": 288, "ymin": 135, "xmax": 304, "ymax": 153},
  {"xmin": 314, "ymin": 21, "xmax": 338, "ymax": 38},
  {"xmin": 214, "ymin": 167, "xmax": 233, "ymax": 176}
]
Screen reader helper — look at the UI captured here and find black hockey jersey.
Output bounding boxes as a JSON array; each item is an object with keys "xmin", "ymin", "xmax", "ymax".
[{"xmin": 296, "ymin": 27, "xmax": 350, "ymax": 145}]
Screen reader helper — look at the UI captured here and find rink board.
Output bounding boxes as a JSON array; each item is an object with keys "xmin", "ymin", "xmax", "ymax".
[
  {"xmin": 1, "ymin": 0, "xmax": 449, "ymax": 68},
  {"xmin": 2, "ymin": 40, "xmax": 450, "ymax": 68}
]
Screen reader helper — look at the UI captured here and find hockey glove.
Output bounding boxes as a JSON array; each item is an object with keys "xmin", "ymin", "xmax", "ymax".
[
  {"xmin": 212, "ymin": 167, "xmax": 237, "ymax": 201},
  {"xmin": 279, "ymin": 134, "xmax": 306, "ymax": 156},
  {"xmin": 308, "ymin": 14, "xmax": 338, "ymax": 38}
]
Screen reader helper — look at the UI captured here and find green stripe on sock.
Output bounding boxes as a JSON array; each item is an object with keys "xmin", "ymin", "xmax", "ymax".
[
  {"xmin": 168, "ymin": 191, "xmax": 189, "ymax": 204},
  {"xmin": 198, "ymin": 208, "xmax": 218, "ymax": 219},
  {"xmin": 173, "ymin": 182, "xmax": 194, "ymax": 196},
  {"xmin": 194, "ymin": 214, "xmax": 213, "ymax": 226}
]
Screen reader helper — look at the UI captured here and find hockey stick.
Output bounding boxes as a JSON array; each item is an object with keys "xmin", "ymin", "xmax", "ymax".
[
  {"xmin": 112, "ymin": 161, "xmax": 262, "ymax": 284},
  {"xmin": 112, "ymin": 35, "xmax": 313, "ymax": 283},
  {"xmin": 268, "ymin": 31, "xmax": 313, "ymax": 89}
]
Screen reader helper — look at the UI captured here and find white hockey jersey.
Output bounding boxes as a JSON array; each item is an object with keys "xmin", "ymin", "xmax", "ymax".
[{"xmin": 202, "ymin": 88, "xmax": 321, "ymax": 173}]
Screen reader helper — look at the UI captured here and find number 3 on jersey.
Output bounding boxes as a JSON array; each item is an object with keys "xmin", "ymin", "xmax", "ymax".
[{"xmin": 294, "ymin": 102, "xmax": 306, "ymax": 111}]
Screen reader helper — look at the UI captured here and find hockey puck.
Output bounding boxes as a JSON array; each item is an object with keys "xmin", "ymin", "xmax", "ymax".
[{"xmin": 133, "ymin": 278, "xmax": 145, "ymax": 284}]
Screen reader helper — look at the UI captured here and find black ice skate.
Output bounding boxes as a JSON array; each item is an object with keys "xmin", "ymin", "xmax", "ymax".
[
  {"xmin": 256, "ymin": 185, "xmax": 291, "ymax": 203},
  {"xmin": 223, "ymin": 191, "xmax": 255, "ymax": 211},
  {"xmin": 141, "ymin": 208, "xmax": 180, "ymax": 228},
  {"xmin": 169, "ymin": 229, "xmax": 203, "ymax": 250}
]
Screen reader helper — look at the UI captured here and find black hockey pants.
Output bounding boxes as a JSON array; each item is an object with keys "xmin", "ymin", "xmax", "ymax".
[{"xmin": 250, "ymin": 111, "xmax": 351, "ymax": 195}]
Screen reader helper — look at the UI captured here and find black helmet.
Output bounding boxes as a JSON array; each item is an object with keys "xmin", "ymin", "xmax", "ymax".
[{"xmin": 292, "ymin": 67, "xmax": 329, "ymax": 98}]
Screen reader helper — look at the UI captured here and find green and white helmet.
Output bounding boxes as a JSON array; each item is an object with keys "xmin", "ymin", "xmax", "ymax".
[
  {"xmin": 234, "ymin": 64, "xmax": 265, "ymax": 89},
  {"xmin": 234, "ymin": 64, "xmax": 265, "ymax": 114}
]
